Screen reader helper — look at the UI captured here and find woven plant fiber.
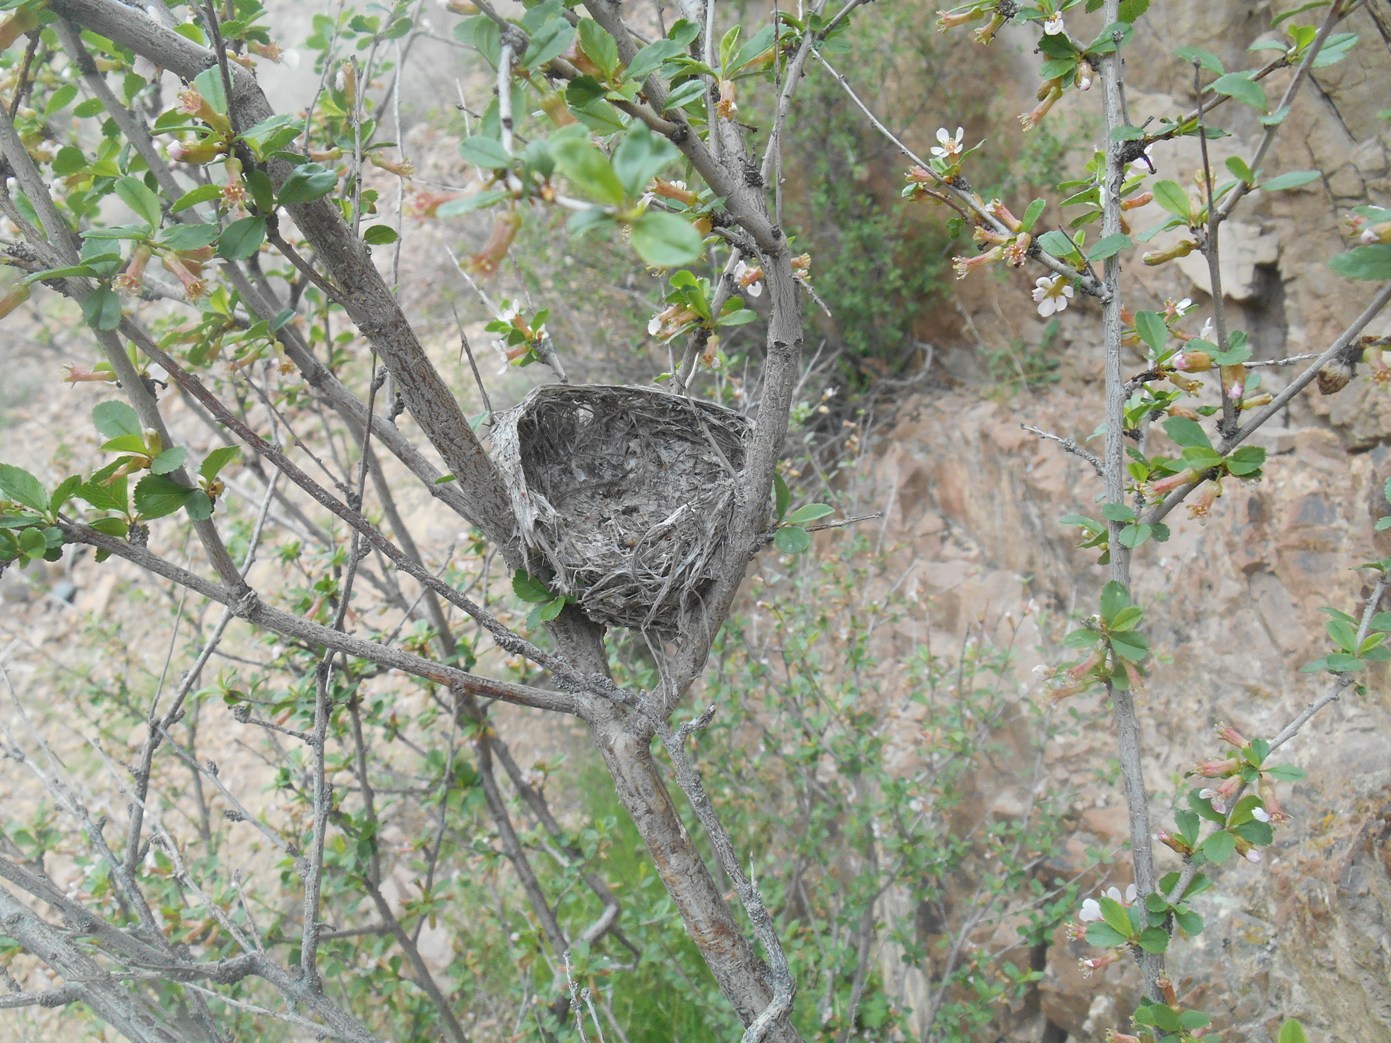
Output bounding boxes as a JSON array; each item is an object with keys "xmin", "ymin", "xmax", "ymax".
[{"xmin": 491, "ymin": 384, "xmax": 751, "ymax": 633}]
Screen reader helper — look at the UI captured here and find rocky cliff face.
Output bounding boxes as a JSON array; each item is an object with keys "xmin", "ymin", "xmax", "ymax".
[{"xmin": 858, "ymin": 3, "xmax": 1391, "ymax": 1038}]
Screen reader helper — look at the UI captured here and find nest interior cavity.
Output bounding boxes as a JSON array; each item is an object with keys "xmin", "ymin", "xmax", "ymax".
[{"xmin": 491, "ymin": 384, "xmax": 750, "ymax": 633}]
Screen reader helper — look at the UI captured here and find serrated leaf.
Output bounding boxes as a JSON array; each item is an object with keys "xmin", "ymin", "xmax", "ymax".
[
  {"xmin": 114, "ymin": 176, "xmax": 163, "ymax": 229},
  {"xmin": 522, "ymin": 16, "xmax": 574, "ymax": 70},
  {"xmin": 1211, "ymin": 72, "xmax": 1267, "ymax": 111},
  {"xmin": 774, "ymin": 525, "xmax": 812, "ymax": 554},
  {"xmin": 632, "ymin": 210, "xmax": 703, "ymax": 267},
  {"xmin": 512, "ymin": 569, "xmax": 553, "ymax": 603},
  {"xmin": 1083, "ymin": 921, "xmax": 1129, "ymax": 948},
  {"xmin": 784, "ymin": 503, "xmax": 833, "ymax": 525},
  {"xmin": 538, "ymin": 596, "xmax": 566, "ymax": 622},
  {"xmin": 1176, "ymin": 45, "xmax": 1224, "ymax": 75},
  {"xmin": 1200, "ymin": 830, "xmax": 1236, "ymax": 863},
  {"xmin": 551, "ymin": 136, "xmax": 626, "ymax": 206},
  {"xmin": 1131, "ymin": 310, "xmax": 1167, "ymax": 353},
  {"xmin": 612, "ymin": 124, "xmax": 679, "ymax": 200},
  {"xmin": 1262, "ymin": 169, "xmax": 1320, "ymax": 191},
  {"xmin": 183, "ymin": 490, "xmax": 214, "ymax": 521},
  {"xmin": 81, "ymin": 286, "xmax": 123, "ymax": 331},
  {"xmin": 1264, "ymin": 763, "xmax": 1306, "ymax": 782},
  {"xmin": 1136, "ymin": 926, "xmax": 1169, "ymax": 953},
  {"xmin": 1109, "ymin": 631, "xmax": 1149, "ymax": 662},
  {"xmin": 193, "ymin": 66, "xmax": 227, "ymax": 116},
  {"xmin": 459, "ymin": 135, "xmax": 513, "ymax": 170},
  {"xmin": 773, "ymin": 471, "xmax": 791, "ymax": 521},
  {"xmin": 628, "ymin": 37, "xmax": 685, "ymax": 82},
  {"xmin": 1225, "ymin": 155, "xmax": 1255, "ymax": 185},
  {"xmin": 1037, "ymin": 229, "xmax": 1080, "ymax": 260},
  {"xmin": 577, "ymin": 18, "xmax": 619, "ymax": 79},
  {"xmin": 277, "ymin": 163, "xmax": 339, "ymax": 206},
  {"xmin": 1099, "ymin": 580, "xmax": 1130, "ymax": 623},
  {"xmin": 0, "ymin": 465, "xmax": 48, "ymax": 513},
  {"xmin": 149, "ymin": 448, "xmax": 187, "ymax": 476},
  {"xmin": 134, "ymin": 473, "xmax": 195, "ymax": 520},
  {"xmin": 1020, "ymin": 198, "xmax": 1046, "ymax": 233},
  {"xmin": 217, "ymin": 215, "xmax": 266, "ymax": 260},
  {"xmin": 363, "ymin": 224, "xmax": 399, "ymax": 246},
  {"xmin": 1151, "ymin": 179, "xmax": 1191, "ymax": 221},
  {"xmin": 1329, "ymin": 244, "xmax": 1391, "ymax": 281},
  {"xmin": 199, "ymin": 447, "xmax": 240, "ymax": 484},
  {"xmin": 1164, "ymin": 415, "xmax": 1212, "ymax": 449},
  {"xmin": 157, "ymin": 223, "xmax": 219, "ymax": 251},
  {"xmin": 1086, "ymin": 232, "xmax": 1131, "ymax": 261},
  {"xmin": 93, "ymin": 401, "xmax": 142, "ymax": 439}
]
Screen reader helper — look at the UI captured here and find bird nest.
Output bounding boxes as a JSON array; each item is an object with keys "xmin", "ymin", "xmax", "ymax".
[{"xmin": 491, "ymin": 384, "xmax": 750, "ymax": 634}]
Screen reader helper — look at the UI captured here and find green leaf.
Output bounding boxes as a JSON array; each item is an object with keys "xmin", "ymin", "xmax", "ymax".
[
  {"xmin": 611, "ymin": 124, "xmax": 679, "ymax": 200},
  {"xmin": 551, "ymin": 136, "xmax": 626, "ymax": 206},
  {"xmin": 1182, "ymin": 445, "xmax": 1225, "ymax": 471},
  {"xmin": 1020, "ymin": 198, "xmax": 1046, "ymax": 233},
  {"xmin": 134, "ymin": 473, "xmax": 195, "ymax": 520},
  {"xmin": 774, "ymin": 525, "xmax": 812, "ymax": 554},
  {"xmin": 785, "ymin": 503, "xmax": 833, "ymax": 525},
  {"xmin": 199, "ymin": 447, "xmax": 240, "ymax": 483},
  {"xmin": 1225, "ymin": 446, "xmax": 1266, "ymax": 477},
  {"xmin": 1151, "ymin": 179, "xmax": 1191, "ymax": 221},
  {"xmin": 363, "ymin": 224, "xmax": 399, "ymax": 246},
  {"xmin": 114, "ymin": 176, "xmax": 163, "ymax": 229},
  {"xmin": 245, "ymin": 168, "xmax": 276, "ymax": 213},
  {"xmin": 277, "ymin": 163, "xmax": 339, "ymax": 206},
  {"xmin": 1086, "ymin": 233, "xmax": 1131, "ymax": 261},
  {"xmin": 1262, "ymin": 169, "xmax": 1320, "ymax": 191},
  {"xmin": 1264, "ymin": 762, "xmax": 1306, "ymax": 782},
  {"xmin": 512, "ymin": 569, "xmax": 553, "ymax": 603},
  {"xmin": 1225, "ymin": 155, "xmax": 1255, "ymax": 185},
  {"xmin": 522, "ymin": 16, "xmax": 574, "ymax": 70},
  {"xmin": 217, "ymin": 216, "xmax": 266, "ymax": 260},
  {"xmin": 1134, "ymin": 310, "xmax": 1168, "ymax": 353},
  {"xmin": 1211, "ymin": 72, "xmax": 1267, "ymax": 111},
  {"xmin": 157, "ymin": 223, "xmax": 219, "ymax": 251},
  {"xmin": 183, "ymin": 490, "xmax": 214, "ymax": 521},
  {"xmin": 538, "ymin": 596, "xmax": 566, "ymax": 622},
  {"xmin": 1108, "ymin": 605, "xmax": 1144, "ymax": 632},
  {"xmin": 1329, "ymin": 244, "xmax": 1391, "ymax": 281},
  {"xmin": 1164, "ymin": 415, "xmax": 1212, "ymax": 449},
  {"xmin": 1101, "ymin": 502, "xmax": 1136, "ymax": 522},
  {"xmin": 193, "ymin": 66, "xmax": 228, "ymax": 116},
  {"xmin": 1176, "ymin": 45, "xmax": 1224, "ymax": 75},
  {"xmin": 0, "ymin": 465, "xmax": 48, "ymax": 513},
  {"xmin": 1174, "ymin": 907, "xmax": 1203, "ymax": 936},
  {"xmin": 1200, "ymin": 830, "xmax": 1236, "ymax": 863},
  {"xmin": 1326, "ymin": 617, "xmax": 1360, "ymax": 652},
  {"xmin": 662, "ymin": 78, "xmax": 706, "ymax": 112},
  {"xmin": 718, "ymin": 308, "xmax": 758, "ymax": 327},
  {"xmin": 1109, "ymin": 631, "xmax": 1149, "ymax": 662},
  {"xmin": 1099, "ymin": 580, "xmax": 1130, "ymax": 623},
  {"xmin": 101, "ymin": 435, "xmax": 149, "ymax": 455},
  {"xmin": 1037, "ymin": 229, "xmax": 1080, "ymax": 260},
  {"xmin": 149, "ymin": 448, "xmax": 187, "ymax": 476},
  {"xmin": 459, "ymin": 135, "xmax": 513, "ymax": 170},
  {"xmin": 773, "ymin": 472, "xmax": 791, "ymax": 521},
  {"xmin": 627, "ymin": 37, "xmax": 684, "ymax": 82},
  {"xmin": 577, "ymin": 18, "xmax": 619, "ymax": 79},
  {"xmin": 631, "ymin": 210, "xmax": 704, "ymax": 267},
  {"xmin": 1136, "ymin": 927, "xmax": 1169, "ymax": 954},
  {"xmin": 1083, "ymin": 921, "xmax": 1129, "ymax": 948},
  {"xmin": 81, "ymin": 286, "xmax": 123, "ymax": 331},
  {"xmin": 49, "ymin": 475, "xmax": 80, "ymax": 515},
  {"xmin": 93, "ymin": 401, "xmax": 142, "ymax": 440},
  {"xmin": 1278, "ymin": 1018, "xmax": 1310, "ymax": 1043}
]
